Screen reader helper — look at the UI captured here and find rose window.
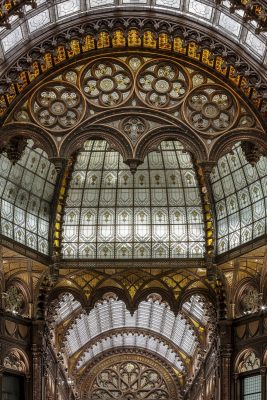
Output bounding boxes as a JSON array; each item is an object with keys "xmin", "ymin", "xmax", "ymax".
[
  {"xmin": 90, "ymin": 361, "xmax": 170, "ymax": 399},
  {"xmin": 81, "ymin": 60, "xmax": 133, "ymax": 107},
  {"xmin": 31, "ymin": 81, "xmax": 85, "ymax": 132},
  {"xmin": 137, "ymin": 61, "xmax": 189, "ymax": 108},
  {"xmin": 184, "ymin": 85, "xmax": 237, "ymax": 133}
]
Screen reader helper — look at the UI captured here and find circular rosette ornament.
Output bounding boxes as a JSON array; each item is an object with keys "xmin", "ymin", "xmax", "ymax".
[
  {"xmin": 184, "ymin": 85, "xmax": 237, "ymax": 133},
  {"xmin": 137, "ymin": 60, "xmax": 189, "ymax": 109},
  {"xmin": 31, "ymin": 81, "xmax": 85, "ymax": 133},
  {"xmin": 81, "ymin": 59, "xmax": 133, "ymax": 107}
]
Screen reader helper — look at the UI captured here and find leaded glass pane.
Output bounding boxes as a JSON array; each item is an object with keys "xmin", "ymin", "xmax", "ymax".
[
  {"xmin": 62, "ymin": 140, "xmax": 205, "ymax": 259},
  {"xmin": 0, "ymin": 140, "xmax": 56, "ymax": 254},
  {"xmin": 211, "ymin": 143, "xmax": 267, "ymax": 254}
]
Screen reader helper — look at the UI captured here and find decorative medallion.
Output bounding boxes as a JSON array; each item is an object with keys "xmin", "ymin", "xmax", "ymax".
[
  {"xmin": 184, "ymin": 85, "xmax": 237, "ymax": 133},
  {"xmin": 136, "ymin": 60, "xmax": 189, "ymax": 109},
  {"xmin": 30, "ymin": 81, "xmax": 85, "ymax": 132},
  {"xmin": 240, "ymin": 285, "xmax": 260, "ymax": 314},
  {"xmin": 121, "ymin": 117, "xmax": 146, "ymax": 144},
  {"xmin": 238, "ymin": 350, "xmax": 260, "ymax": 372},
  {"xmin": 4, "ymin": 285, "xmax": 25, "ymax": 315},
  {"xmin": 81, "ymin": 59, "xmax": 133, "ymax": 108}
]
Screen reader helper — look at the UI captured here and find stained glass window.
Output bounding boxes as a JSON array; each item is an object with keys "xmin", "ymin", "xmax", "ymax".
[
  {"xmin": 57, "ymin": 0, "xmax": 81, "ymax": 18},
  {"xmin": 62, "ymin": 140, "xmax": 205, "ymax": 259},
  {"xmin": 28, "ymin": 10, "xmax": 50, "ymax": 33},
  {"xmin": 0, "ymin": 140, "xmax": 57, "ymax": 254},
  {"xmin": 2, "ymin": 27, "xmax": 23, "ymax": 52},
  {"xmin": 210, "ymin": 143, "xmax": 267, "ymax": 254},
  {"xmin": 241, "ymin": 375, "xmax": 261, "ymax": 400}
]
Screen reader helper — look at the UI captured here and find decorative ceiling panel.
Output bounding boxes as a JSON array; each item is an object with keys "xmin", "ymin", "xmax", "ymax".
[{"xmin": 61, "ymin": 140, "xmax": 205, "ymax": 259}]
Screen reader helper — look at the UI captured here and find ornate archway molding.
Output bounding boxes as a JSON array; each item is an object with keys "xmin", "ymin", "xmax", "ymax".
[
  {"xmin": 78, "ymin": 352, "xmax": 182, "ymax": 399},
  {"xmin": 0, "ymin": 14, "xmax": 266, "ymax": 124}
]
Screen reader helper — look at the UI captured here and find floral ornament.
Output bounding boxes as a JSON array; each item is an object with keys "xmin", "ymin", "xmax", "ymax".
[
  {"xmin": 91, "ymin": 361, "xmax": 170, "ymax": 399},
  {"xmin": 81, "ymin": 60, "xmax": 133, "ymax": 107},
  {"xmin": 184, "ymin": 85, "xmax": 237, "ymax": 133},
  {"xmin": 31, "ymin": 81, "xmax": 85, "ymax": 132},
  {"xmin": 122, "ymin": 117, "xmax": 146, "ymax": 144},
  {"xmin": 137, "ymin": 60, "xmax": 189, "ymax": 108}
]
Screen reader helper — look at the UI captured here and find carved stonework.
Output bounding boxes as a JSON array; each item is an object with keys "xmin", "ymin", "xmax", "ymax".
[
  {"xmin": 80, "ymin": 353, "xmax": 180, "ymax": 399},
  {"xmin": 238, "ymin": 350, "xmax": 260, "ymax": 373},
  {"xmin": 4, "ymin": 285, "xmax": 25, "ymax": 315},
  {"xmin": 240, "ymin": 285, "xmax": 260, "ymax": 314},
  {"xmin": 4, "ymin": 350, "xmax": 27, "ymax": 373},
  {"xmin": 0, "ymin": 136, "xmax": 28, "ymax": 164},
  {"xmin": 122, "ymin": 117, "xmax": 146, "ymax": 144},
  {"xmin": 241, "ymin": 141, "xmax": 265, "ymax": 166}
]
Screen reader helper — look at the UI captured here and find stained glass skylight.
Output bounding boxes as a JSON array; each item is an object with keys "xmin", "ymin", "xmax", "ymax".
[
  {"xmin": 211, "ymin": 143, "xmax": 267, "ymax": 255},
  {"xmin": 0, "ymin": 0, "xmax": 266, "ymax": 63},
  {"xmin": 61, "ymin": 140, "xmax": 205, "ymax": 259},
  {"xmin": 0, "ymin": 140, "xmax": 57, "ymax": 254},
  {"xmin": 63, "ymin": 298, "xmax": 198, "ymax": 358}
]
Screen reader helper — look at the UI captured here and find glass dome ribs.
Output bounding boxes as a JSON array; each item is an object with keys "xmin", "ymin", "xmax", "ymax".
[
  {"xmin": 0, "ymin": 0, "xmax": 266, "ymax": 64},
  {"xmin": 63, "ymin": 298, "xmax": 198, "ymax": 360},
  {"xmin": 75, "ymin": 332, "xmax": 185, "ymax": 372},
  {"xmin": 210, "ymin": 143, "xmax": 267, "ymax": 255},
  {"xmin": 61, "ymin": 140, "xmax": 205, "ymax": 260},
  {"xmin": 0, "ymin": 140, "xmax": 57, "ymax": 255}
]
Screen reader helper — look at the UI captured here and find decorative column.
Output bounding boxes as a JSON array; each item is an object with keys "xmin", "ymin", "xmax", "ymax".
[
  {"xmin": 217, "ymin": 321, "xmax": 233, "ymax": 400},
  {"xmin": 31, "ymin": 321, "xmax": 45, "ymax": 400}
]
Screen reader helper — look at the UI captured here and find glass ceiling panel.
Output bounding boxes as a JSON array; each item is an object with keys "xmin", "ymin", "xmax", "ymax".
[
  {"xmin": 182, "ymin": 295, "xmax": 208, "ymax": 325},
  {"xmin": 0, "ymin": 0, "xmax": 266, "ymax": 64},
  {"xmin": 63, "ymin": 299, "xmax": 198, "ymax": 357},
  {"xmin": 62, "ymin": 140, "xmax": 205, "ymax": 259},
  {"xmin": 0, "ymin": 140, "xmax": 57, "ymax": 254},
  {"xmin": 54, "ymin": 293, "xmax": 81, "ymax": 324},
  {"xmin": 76, "ymin": 332, "xmax": 184, "ymax": 371},
  {"xmin": 210, "ymin": 143, "xmax": 267, "ymax": 255}
]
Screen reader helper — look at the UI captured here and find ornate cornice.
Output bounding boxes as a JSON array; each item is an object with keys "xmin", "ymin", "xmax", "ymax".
[{"xmin": 0, "ymin": 14, "xmax": 266, "ymax": 125}]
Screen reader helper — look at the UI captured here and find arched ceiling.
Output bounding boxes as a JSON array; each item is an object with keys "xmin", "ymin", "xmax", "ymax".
[{"xmin": 48, "ymin": 291, "xmax": 214, "ymax": 393}]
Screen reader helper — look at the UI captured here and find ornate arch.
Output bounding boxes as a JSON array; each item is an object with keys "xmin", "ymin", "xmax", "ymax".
[
  {"xmin": 235, "ymin": 348, "xmax": 261, "ymax": 373},
  {"xmin": 78, "ymin": 352, "xmax": 182, "ymax": 399},
  {"xmin": 3, "ymin": 347, "xmax": 30, "ymax": 374}
]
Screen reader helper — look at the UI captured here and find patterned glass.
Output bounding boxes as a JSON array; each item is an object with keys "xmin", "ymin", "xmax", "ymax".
[
  {"xmin": 62, "ymin": 140, "xmax": 205, "ymax": 259},
  {"xmin": 210, "ymin": 143, "xmax": 267, "ymax": 254},
  {"xmin": 0, "ymin": 140, "xmax": 57, "ymax": 254}
]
